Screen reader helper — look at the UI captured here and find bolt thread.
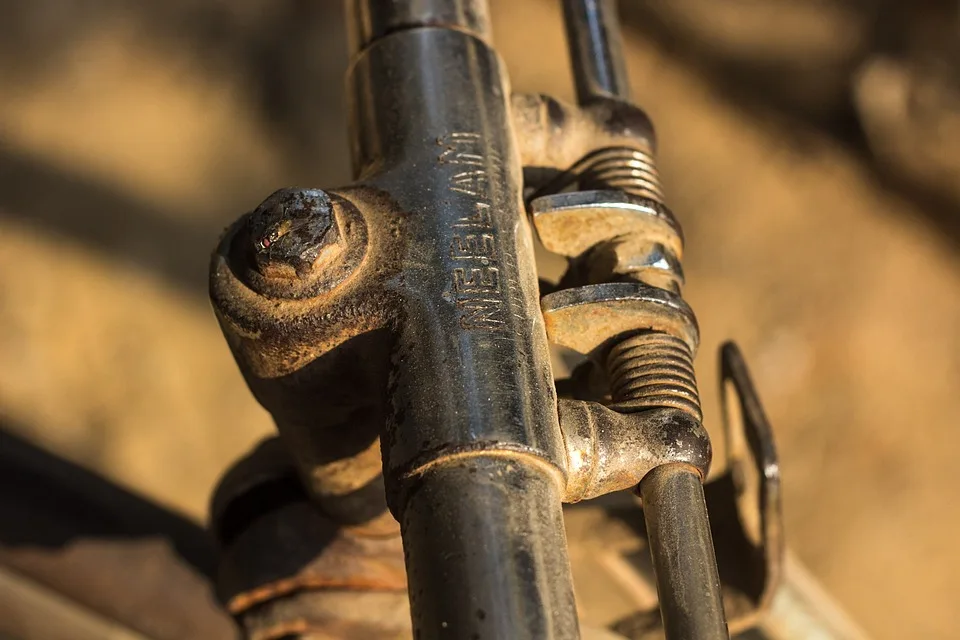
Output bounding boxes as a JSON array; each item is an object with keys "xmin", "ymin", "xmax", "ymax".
[
  {"xmin": 578, "ymin": 146, "xmax": 664, "ymax": 204},
  {"xmin": 607, "ymin": 332, "xmax": 702, "ymax": 422}
]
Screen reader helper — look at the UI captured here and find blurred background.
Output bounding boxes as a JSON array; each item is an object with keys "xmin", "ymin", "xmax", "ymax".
[{"xmin": 0, "ymin": 0, "xmax": 958, "ymax": 638}]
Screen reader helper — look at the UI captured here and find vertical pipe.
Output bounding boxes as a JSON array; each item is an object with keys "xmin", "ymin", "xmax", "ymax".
[
  {"xmin": 641, "ymin": 464, "xmax": 729, "ymax": 640},
  {"xmin": 346, "ymin": 2, "xmax": 578, "ymax": 638},
  {"xmin": 561, "ymin": 0, "xmax": 631, "ymax": 104},
  {"xmin": 349, "ymin": 0, "xmax": 492, "ymax": 51},
  {"xmin": 567, "ymin": 1, "xmax": 728, "ymax": 636}
]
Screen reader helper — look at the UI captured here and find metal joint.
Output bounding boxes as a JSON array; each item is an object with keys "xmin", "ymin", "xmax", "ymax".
[{"xmin": 558, "ymin": 400, "xmax": 711, "ymax": 502}]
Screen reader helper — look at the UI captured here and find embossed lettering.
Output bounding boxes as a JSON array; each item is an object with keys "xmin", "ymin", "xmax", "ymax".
[
  {"xmin": 453, "ymin": 267, "xmax": 499, "ymax": 293},
  {"xmin": 451, "ymin": 234, "xmax": 496, "ymax": 261},
  {"xmin": 457, "ymin": 298, "xmax": 505, "ymax": 331},
  {"xmin": 449, "ymin": 170, "xmax": 487, "ymax": 197},
  {"xmin": 452, "ymin": 202, "xmax": 491, "ymax": 229},
  {"xmin": 438, "ymin": 132, "xmax": 507, "ymax": 331}
]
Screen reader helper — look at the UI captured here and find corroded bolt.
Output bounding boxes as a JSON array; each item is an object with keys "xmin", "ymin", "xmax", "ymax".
[{"xmin": 247, "ymin": 188, "xmax": 342, "ymax": 279}]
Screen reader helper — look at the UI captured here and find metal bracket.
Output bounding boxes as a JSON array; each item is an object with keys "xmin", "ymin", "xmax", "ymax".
[{"xmin": 611, "ymin": 342, "xmax": 784, "ymax": 638}]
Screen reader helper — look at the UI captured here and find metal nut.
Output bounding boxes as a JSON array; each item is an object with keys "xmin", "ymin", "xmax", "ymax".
[
  {"xmin": 530, "ymin": 189, "xmax": 682, "ymax": 258},
  {"xmin": 247, "ymin": 188, "xmax": 343, "ymax": 280},
  {"xmin": 540, "ymin": 282, "xmax": 699, "ymax": 358}
]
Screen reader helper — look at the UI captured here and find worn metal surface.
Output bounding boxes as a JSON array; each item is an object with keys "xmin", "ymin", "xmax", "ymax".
[
  {"xmin": 228, "ymin": 189, "xmax": 369, "ymax": 301},
  {"xmin": 210, "ymin": 185, "xmax": 404, "ymax": 513},
  {"xmin": 203, "ymin": 2, "xmax": 782, "ymax": 639},
  {"xmin": 248, "ymin": 189, "xmax": 342, "ymax": 281},
  {"xmin": 562, "ymin": 0, "xmax": 631, "ymax": 104},
  {"xmin": 349, "ymin": 0, "xmax": 492, "ymax": 50},
  {"xmin": 712, "ymin": 342, "xmax": 783, "ymax": 632},
  {"xmin": 640, "ymin": 464, "xmax": 729, "ymax": 639},
  {"xmin": 531, "ymin": 190, "xmax": 683, "ymax": 260},
  {"xmin": 211, "ymin": 440, "xmax": 407, "ymax": 640},
  {"xmin": 344, "ymin": 1, "xmax": 583, "ymax": 637},
  {"xmin": 511, "ymin": 94, "xmax": 657, "ymax": 178},
  {"xmin": 543, "ymin": 3, "xmax": 730, "ymax": 638},
  {"xmin": 607, "ymin": 332, "xmax": 702, "ymax": 421},
  {"xmin": 542, "ymin": 282, "xmax": 699, "ymax": 358},
  {"xmin": 611, "ymin": 343, "xmax": 785, "ymax": 639},
  {"xmin": 401, "ymin": 456, "xmax": 576, "ymax": 639},
  {"xmin": 212, "ymin": 0, "xmax": 581, "ymax": 634},
  {"xmin": 558, "ymin": 401, "xmax": 710, "ymax": 502}
]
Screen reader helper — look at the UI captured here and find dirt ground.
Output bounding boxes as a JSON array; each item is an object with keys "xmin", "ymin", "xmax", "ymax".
[{"xmin": 0, "ymin": 1, "xmax": 958, "ymax": 638}]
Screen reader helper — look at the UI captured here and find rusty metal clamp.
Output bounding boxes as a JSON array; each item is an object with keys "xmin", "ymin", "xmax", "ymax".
[{"xmin": 206, "ymin": 1, "xmax": 785, "ymax": 639}]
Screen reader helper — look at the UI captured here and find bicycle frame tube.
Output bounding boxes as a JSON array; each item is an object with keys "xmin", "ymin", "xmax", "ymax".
[{"xmin": 346, "ymin": 1, "xmax": 579, "ymax": 638}]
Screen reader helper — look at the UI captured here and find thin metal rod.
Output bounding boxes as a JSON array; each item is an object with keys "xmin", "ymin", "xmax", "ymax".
[
  {"xmin": 561, "ymin": 0, "xmax": 631, "ymax": 104},
  {"xmin": 641, "ymin": 463, "xmax": 729, "ymax": 640}
]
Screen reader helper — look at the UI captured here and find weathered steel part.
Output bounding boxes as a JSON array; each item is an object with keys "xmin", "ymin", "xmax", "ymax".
[
  {"xmin": 541, "ymin": 282, "xmax": 699, "ymax": 359},
  {"xmin": 529, "ymin": 159, "xmax": 685, "ymax": 292},
  {"xmin": 607, "ymin": 331, "xmax": 723, "ymax": 639},
  {"xmin": 216, "ymin": 492, "xmax": 407, "ymax": 633},
  {"xmin": 640, "ymin": 464, "xmax": 729, "ymax": 640},
  {"xmin": 533, "ymin": 147, "xmax": 666, "ymax": 208},
  {"xmin": 233, "ymin": 190, "xmax": 368, "ymax": 301},
  {"xmin": 211, "ymin": 438, "xmax": 397, "ymax": 546},
  {"xmin": 579, "ymin": 239, "xmax": 683, "ymax": 293},
  {"xmin": 210, "ymin": 438, "xmax": 407, "ymax": 640},
  {"xmin": 711, "ymin": 342, "xmax": 783, "ymax": 634},
  {"xmin": 512, "ymin": 93, "xmax": 657, "ymax": 179},
  {"xmin": 248, "ymin": 188, "xmax": 343, "ymax": 281},
  {"xmin": 219, "ymin": 502, "xmax": 406, "ymax": 613},
  {"xmin": 576, "ymin": 147, "xmax": 663, "ymax": 201},
  {"xmin": 557, "ymin": 400, "xmax": 710, "ymax": 502},
  {"xmin": 607, "ymin": 333, "xmax": 702, "ymax": 422},
  {"xmin": 347, "ymin": 3, "xmax": 578, "ymax": 637},
  {"xmin": 562, "ymin": 0, "xmax": 630, "ymax": 105},
  {"xmin": 547, "ymin": 5, "xmax": 726, "ymax": 638},
  {"xmin": 401, "ymin": 456, "xmax": 576, "ymax": 640},
  {"xmin": 349, "ymin": 0, "xmax": 491, "ymax": 51},
  {"xmin": 347, "ymin": 9, "xmax": 568, "ymax": 503},
  {"xmin": 210, "ymin": 186, "xmax": 404, "ymax": 514},
  {"xmin": 612, "ymin": 343, "xmax": 784, "ymax": 640},
  {"xmin": 530, "ymin": 190, "xmax": 682, "ymax": 259}
]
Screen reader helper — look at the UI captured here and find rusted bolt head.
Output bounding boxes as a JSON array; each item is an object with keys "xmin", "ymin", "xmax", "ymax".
[{"xmin": 247, "ymin": 188, "xmax": 342, "ymax": 279}]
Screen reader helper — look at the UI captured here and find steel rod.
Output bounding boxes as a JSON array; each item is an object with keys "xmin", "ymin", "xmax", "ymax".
[
  {"xmin": 561, "ymin": 0, "xmax": 631, "ymax": 104},
  {"xmin": 641, "ymin": 463, "xmax": 730, "ymax": 640}
]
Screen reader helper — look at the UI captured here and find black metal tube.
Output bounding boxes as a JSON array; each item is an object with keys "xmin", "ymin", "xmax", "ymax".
[
  {"xmin": 402, "ymin": 458, "xmax": 576, "ymax": 638},
  {"xmin": 346, "ymin": 3, "xmax": 577, "ymax": 638},
  {"xmin": 641, "ymin": 464, "xmax": 729, "ymax": 640},
  {"xmin": 562, "ymin": 0, "xmax": 631, "ymax": 104},
  {"xmin": 349, "ymin": 0, "xmax": 492, "ymax": 51}
]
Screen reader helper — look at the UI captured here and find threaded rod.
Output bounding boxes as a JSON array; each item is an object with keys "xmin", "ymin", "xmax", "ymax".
[{"xmin": 607, "ymin": 332, "xmax": 702, "ymax": 422}]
